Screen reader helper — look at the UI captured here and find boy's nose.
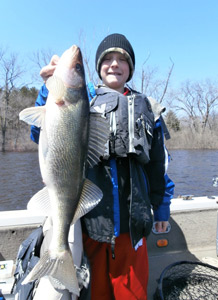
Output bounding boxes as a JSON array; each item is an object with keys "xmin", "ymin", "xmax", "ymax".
[{"xmin": 111, "ymin": 59, "xmax": 118, "ymax": 66}]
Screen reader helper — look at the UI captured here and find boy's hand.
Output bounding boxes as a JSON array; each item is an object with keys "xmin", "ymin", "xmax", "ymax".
[
  {"xmin": 40, "ymin": 55, "xmax": 60, "ymax": 82},
  {"xmin": 155, "ymin": 221, "xmax": 168, "ymax": 233}
]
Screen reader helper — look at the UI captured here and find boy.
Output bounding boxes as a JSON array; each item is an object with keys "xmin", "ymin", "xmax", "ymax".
[{"xmin": 31, "ymin": 33, "xmax": 174, "ymax": 299}]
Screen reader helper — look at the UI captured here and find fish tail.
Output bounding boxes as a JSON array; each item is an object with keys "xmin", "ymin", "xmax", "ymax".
[{"xmin": 22, "ymin": 249, "xmax": 80, "ymax": 296}]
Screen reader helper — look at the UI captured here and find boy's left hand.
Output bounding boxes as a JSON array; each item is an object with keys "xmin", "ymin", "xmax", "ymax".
[
  {"xmin": 155, "ymin": 221, "xmax": 168, "ymax": 233},
  {"xmin": 40, "ymin": 55, "xmax": 60, "ymax": 82}
]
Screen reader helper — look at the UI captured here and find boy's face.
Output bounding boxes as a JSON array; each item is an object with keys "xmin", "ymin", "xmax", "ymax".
[{"xmin": 100, "ymin": 52, "xmax": 130, "ymax": 93}]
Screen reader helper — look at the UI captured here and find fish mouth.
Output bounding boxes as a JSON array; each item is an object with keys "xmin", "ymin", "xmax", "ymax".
[
  {"xmin": 45, "ymin": 43, "xmax": 87, "ymax": 106},
  {"xmin": 58, "ymin": 45, "xmax": 85, "ymax": 90},
  {"xmin": 69, "ymin": 45, "xmax": 83, "ymax": 69}
]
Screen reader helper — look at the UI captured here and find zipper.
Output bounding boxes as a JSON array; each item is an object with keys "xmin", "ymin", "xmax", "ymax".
[
  {"xmin": 127, "ymin": 94, "xmax": 136, "ymax": 153},
  {"xmin": 111, "ymin": 235, "xmax": 116, "ymax": 259},
  {"xmin": 110, "ymin": 111, "xmax": 117, "ymax": 136},
  {"xmin": 109, "ymin": 111, "xmax": 117, "ymax": 154}
]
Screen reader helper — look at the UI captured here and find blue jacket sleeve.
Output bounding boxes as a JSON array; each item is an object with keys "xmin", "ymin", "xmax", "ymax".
[
  {"xmin": 146, "ymin": 118, "xmax": 174, "ymax": 221},
  {"xmin": 153, "ymin": 173, "xmax": 175, "ymax": 221},
  {"xmin": 30, "ymin": 84, "xmax": 48, "ymax": 144},
  {"xmin": 87, "ymin": 82, "xmax": 96, "ymax": 101}
]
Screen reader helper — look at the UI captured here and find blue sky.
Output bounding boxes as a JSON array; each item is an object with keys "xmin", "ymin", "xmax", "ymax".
[{"xmin": 1, "ymin": 0, "xmax": 218, "ymax": 89}]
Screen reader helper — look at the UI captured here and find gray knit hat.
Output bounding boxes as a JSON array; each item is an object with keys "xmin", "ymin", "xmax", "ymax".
[{"xmin": 95, "ymin": 33, "xmax": 135, "ymax": 82}]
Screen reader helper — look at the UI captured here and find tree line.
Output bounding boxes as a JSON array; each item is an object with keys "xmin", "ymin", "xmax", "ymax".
[{"xmin": 0, "ymin": 45, "xmax": 218, "ymax": 152}]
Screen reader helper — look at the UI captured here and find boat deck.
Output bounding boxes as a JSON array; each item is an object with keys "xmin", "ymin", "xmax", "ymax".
[
  {"xmin": 0, "ymin": 196, "xmax": 218, "ymax": 299},
  {"xmin": 147, "ymin": 195, "xmax": 218, "ymax": 298}
]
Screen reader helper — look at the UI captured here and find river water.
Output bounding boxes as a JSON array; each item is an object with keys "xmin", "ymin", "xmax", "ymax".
[
  {"xmin": 0, "ymin": 152, "xmax": 43, "ymax": 211},
  {"xmin": 0, "ymin": 150, "xmax": 218, "ymax": 211}
]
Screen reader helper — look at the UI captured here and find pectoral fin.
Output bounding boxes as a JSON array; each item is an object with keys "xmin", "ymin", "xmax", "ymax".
[
  {"xmin": 46, "ymin": 75, "xmax": 66, "ymax": 103},
  {"xmin": 19, "ymin": 106, "xmax": 46, "ymax": 127}
]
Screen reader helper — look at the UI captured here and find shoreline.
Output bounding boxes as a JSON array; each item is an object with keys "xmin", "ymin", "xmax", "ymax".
[{"xmin": 1, "ymin": 147, "xmax": 218, "ymax": 153}]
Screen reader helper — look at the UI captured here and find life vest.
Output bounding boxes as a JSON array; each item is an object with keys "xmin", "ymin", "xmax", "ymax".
[{"xmin": 89, "ymin": 86, "xmax": 155, "ymax": 164}]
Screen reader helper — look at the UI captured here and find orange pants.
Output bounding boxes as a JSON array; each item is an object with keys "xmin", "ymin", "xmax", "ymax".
[{"xmin": 83, "ymin": 233, "xmax": 149, "ymax": 300}]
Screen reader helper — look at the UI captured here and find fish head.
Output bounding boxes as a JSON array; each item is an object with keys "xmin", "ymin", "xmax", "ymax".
[
  {"xmin": 56, "ymin": 45, "xmax": 86, "ymax": 89},
  {"xmin": 46, "ymin": 45, "xmax": 88, "ymax": 106}
]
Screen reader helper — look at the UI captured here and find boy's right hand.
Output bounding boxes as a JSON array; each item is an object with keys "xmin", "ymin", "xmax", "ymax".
[{"xmin": 40, "ymin": 55, "xmax": 60, "ymax": 82}]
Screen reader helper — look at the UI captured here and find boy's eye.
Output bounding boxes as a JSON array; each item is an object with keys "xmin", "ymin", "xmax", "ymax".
[
  {"xmin": 104, "ymin": 56, "xmax": 111, "ymax": 61},
  {"xmin": 102, "ymin": 53, "xmax": 127, "ymax": 63}
]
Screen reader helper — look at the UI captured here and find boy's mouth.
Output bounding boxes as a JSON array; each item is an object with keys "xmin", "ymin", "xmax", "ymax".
[{"xmin": 108, "ymin": 72, "xmax": 122, "ymax": 76}]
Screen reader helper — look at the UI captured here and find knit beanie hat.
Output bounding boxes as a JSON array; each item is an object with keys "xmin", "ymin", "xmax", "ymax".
[{"xmin": 95, "ymin": 33, "xmax": 135, "ymax": 82}]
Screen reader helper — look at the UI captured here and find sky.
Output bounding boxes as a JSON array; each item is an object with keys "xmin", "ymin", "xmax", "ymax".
[{"xmin": 1, "ymin": 0, "xmax": 218, "ymax": 90}]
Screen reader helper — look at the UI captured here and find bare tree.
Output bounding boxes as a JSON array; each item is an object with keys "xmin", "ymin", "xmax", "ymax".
[
  {"xmin": 9, "ymin": 88, "xmax": 37, "ymax": 150},
  {"xmin": 140, "ymin": 53, "xmax": 151, "ymax": 93},
  {"xmin": 32, "ymin": 48, "xmax": 54, "ymax": 70},
  {"xmin": 0, "ymin": 52, "xmax": 24, "ymax": 151},
  {"xmin": 30, "ymin": 48, "xmax": 54, "ymax": 85},
  {"xmin": 159, "ymin": 59, "xmax": 174, "ymax": 103},
  {"xmin": 173, "ymin": 80, "xmax": 198, "ymax": 129},
  {"xmin": 173, "ymin": 79, "xmax": 218, "ymax": 130},
  {"xmin": 194, "ymin": 79, "xmax": 218, "ymax": 129},
  {"xmin": 138, "ymin": 58, "xmax": 174, "ymax": 107},
  {"xmin": 30, "ymin": 32, "xmax": 99, "ymax": 86},
  {"xmin": 77, "ymin": 30, "xmax": 99, "ymax": 85},
  {"xmin": 0, "ymin": 48, "xmax": 4, "ymax": 63}
]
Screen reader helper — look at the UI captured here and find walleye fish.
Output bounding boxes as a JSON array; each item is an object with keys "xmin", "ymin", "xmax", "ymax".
[{"xmin": 19, "ymin": 45, "xmax": 102, "ymax": 296}]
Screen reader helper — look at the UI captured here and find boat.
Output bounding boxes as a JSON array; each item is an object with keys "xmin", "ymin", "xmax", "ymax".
[
  {"xmin": 0, "ymin": 195, "xmax": 218, "ymax": 299},
  {"xmin": 147, "ymin": 195, "xmax": 218, "ymax": 298}
]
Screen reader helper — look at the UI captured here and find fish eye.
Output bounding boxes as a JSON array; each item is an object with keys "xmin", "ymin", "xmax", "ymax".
[{"xmin": 76, "ymin": 63, "xmax": 82, "ymax": 71}]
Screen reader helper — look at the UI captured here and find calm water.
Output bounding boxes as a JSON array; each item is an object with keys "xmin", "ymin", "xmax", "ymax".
[
  {"xmin": 0, "ymin": 152, "xmax": 43, "ymax": 211},
  {"xmin": 167, "ymin": 149, "xmax": 218, "ymax": 197},
  {"xmin": 0, "ymin": 150, "xmax": 218, "ymax": 211}
]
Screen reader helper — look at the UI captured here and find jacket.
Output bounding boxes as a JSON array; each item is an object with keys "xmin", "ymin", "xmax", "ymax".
[
  {"xmin": 30, "ymin": 84, "xmax": 174, "ymax": 248},
  {"xmin": 81, "ymin": 85, "xmax": 174, "ymax": 247}
]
